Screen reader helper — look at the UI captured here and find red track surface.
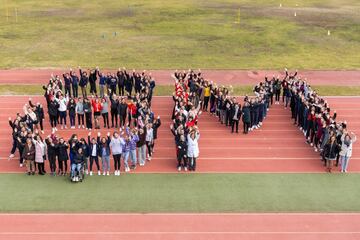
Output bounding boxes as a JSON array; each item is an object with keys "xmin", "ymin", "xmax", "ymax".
[
  {"xmin": 0, "ymin": 213, "xmax": 359, "ymax": 240},
  {"xmin": 1, "ymin": 96, "xmax": 359, "ymax": 173},
  {"xmin": 1, "ymin": 69, "xmax": 360, "ymax": 85}
]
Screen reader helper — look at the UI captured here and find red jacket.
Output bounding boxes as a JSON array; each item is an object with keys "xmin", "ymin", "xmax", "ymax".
[{"xmin": 91, "ymin": 100, "xmax": 102, "ymax": 112}]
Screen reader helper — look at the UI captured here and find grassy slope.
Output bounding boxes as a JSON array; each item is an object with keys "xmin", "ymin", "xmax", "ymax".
[
  {"xmin": 1, "ymin": 84, "xmax": 360, "ymax": 96},
  {"xmin": 0, "ymin": 0, "xmax": 359, "ymax": 69},
  {"xmin": 0, "ymin": 173, "xmax": 360, "ymax": 213}
]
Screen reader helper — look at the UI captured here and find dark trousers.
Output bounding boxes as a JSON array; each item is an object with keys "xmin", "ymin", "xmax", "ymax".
[
  {"xmin": 72, "ymin": 85, "xmax": 78, "ymax": 98},
  {"xmin": 203, "ymin": 96, "xmax": 210, "ymax": 111},
  {"xmin": 177, "ymin": 155, "xmax": 188, "ymax": 168},
  {"xmin": 59, "ymin": 111, "xmax": 67, "ymax": 125},
  {"xmin": 231, "ymin": 120, "xmax": 239, "ymax": 133},
  {"xmin": 49, "ymin": 155, "xmax": 56, "ymax": 173},
  {"xmin": 58, "ymin": 160, "xmax": 68, "ymax": 173},
  {"xmin": 39, "ymin": 119, "xmax": 44, "ymax": 130},
  {"xmin": 85, "ymin": 112, "xmax": 92, "ymax": 129},
  {"xmin": 90, "ymin": 83, "xmax": 97, "ymax": 94},
  {"xmin": 11, "ymin": 138, "xmax": 17, "ymax": 154},
  {"xmin": 49, "ymin": 115, "xmax": 57, "ymax": 127},
  {"xmin": 102, "ymin": 113, "xmax": 109, "ymax": 128},
  {"xmin": 146, "ymin": 141, "xmax": 153, "ymax": 156},
  {"xmin": 275, "ymin": 90, "xmax": 280, "ymax": 101},
  {"xmin": 90, "ymin": 156, "xmax": 100, "ymax": 171},
  {"xmin": 69, "ymin": 114, "xmax": 76, "ymax": 127},
  {"xmin": 243, "ymin": 121, "xmax": 250, "ymax": 134},
  {"xmin": 119, "ymin": 113, "xmax": 126, "ymax": 127},
  {"xmin": 78, "ymin": 114, "xmax": 84, "ymax": 126},
  {"xmin": 189, "ymin": 157, "xmax": 197, "ymax": 171},
  {"xmin": 37, "ymin": 162, "xmax": 45, "ymax": 174},
  {"xmin": 111, "ymin": 109, "xmax": 118, "ymax": 127},
  {"xmin": 113, "ymin": 154, "xmax": 121, "ymax": 170},
  {"xmin": 65, "ymin": 85, "xmax": 71, "ymax": 97},
  {"xmin": 118, "ymin": 85, "xmax": 125, "ymax": 96}
]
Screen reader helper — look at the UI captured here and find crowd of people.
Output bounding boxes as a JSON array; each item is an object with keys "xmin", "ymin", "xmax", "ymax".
[
  {"xmin": 286, "ymin": 75, "xmax": 356, "ymax": 172},
  {"xmin": 8, "ymin": 67, "xmax": 161, "ymax": 180},
  {"xmin": 8, "ymin": 67, "xmax": 356, "ymax": 175}
]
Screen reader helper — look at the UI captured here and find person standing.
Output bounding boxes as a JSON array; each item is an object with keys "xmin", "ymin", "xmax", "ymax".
[
  {"xmin": 83, "ymin": 98, "xmax": 93, "ymax": 130},
  {"xmin": 79, "ymin": 67, "xmax": 89, "ymax": 98},
  {"xmin": 75, "ymin": 97, "xmax": 85, "ymax": 129},
  {"xmin": 323, "ymin": 135, "xmax": 341, "ymax": 173},
  {"xmin": 88, "ymin": 132, "xmax": 101, "ymax": 176},
  {"xmin": 33, "ymin": 136, "xmax": 46, "ymax": 175},
  {"xmin": 187, "ymin": 127, "xmax": 200, "ymax": 171},
  {"xmin": 22, "ymin": 138, "xmax": 36, "ymax": 175},
  {"xmin": 99, "ymin": 132, "xmax": 111, "ymax": 176},
  {"xmin": 242, "ymin": 102, "xmax": 251, "ymax": 134},
  {"xmin": 339, "ymin": 131, "xmax": 357, "ymax": 173},
  {"xmin": 109, "ymin": 131, "xmax": 125, "ymax": 176},
  {"xmin": 57, "ymin": 138, "xmax": 69, "ymax": 176},
  {"xmin": 230, "ymin": 101, "xmax": 242, "ymax": 133},
  {"xmin": 136, "ymin": 127, "xmax": 147, "ymax": 166}
]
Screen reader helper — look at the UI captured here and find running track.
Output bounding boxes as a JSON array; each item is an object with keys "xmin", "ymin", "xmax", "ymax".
[
  {"xmin": 0, "ymin": 213, "xmax": 360, "ymax": 240},
  {"xmin": 1, "ymin": 69, "xmax": 360, "ymax": 85},
  {"xmin": 1, "ymin": 96, "xmax": 359, "ymax": 173},
  {"xmin": 1, "ymin": 71, "xmax": 359, "ymax": 239}
]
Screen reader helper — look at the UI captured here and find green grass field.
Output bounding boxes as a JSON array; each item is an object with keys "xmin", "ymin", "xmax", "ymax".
[
  {"xmin": 1, "ymin": 0, "xmax": 359, "ymax": 69},
  {"xmin": 0, "ymin": 173, "xmax": 360, "ymax": 213},
  {"xmin": 1, "ymin": 84, "xmax": 360, "ymax": 96}
]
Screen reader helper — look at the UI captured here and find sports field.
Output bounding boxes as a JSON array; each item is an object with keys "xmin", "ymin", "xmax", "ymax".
[
  {"xmin": 1, "ymin": 0, "xmax": 360, "ymax": 69},
  {"xmin": 1, "ymin": 0, "xmax": 360, "ymax": 239}
]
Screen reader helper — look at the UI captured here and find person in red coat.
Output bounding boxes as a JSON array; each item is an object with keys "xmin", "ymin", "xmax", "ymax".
[{"xmin": 91, "ymin": 96, "xmax": 103, "ymax": 129}]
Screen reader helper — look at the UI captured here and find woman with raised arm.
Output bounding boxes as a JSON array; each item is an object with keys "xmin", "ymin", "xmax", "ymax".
[
  {"xmin": 339, "ymin": 131, "xmax": 357, "ymax": 173},
  {"xmin": 187, "ymin": 127, "xmax": 200, "ymax": 171},
  {"xmin": 98, "ymin": 132, "xmax": 111, "ymax": 176}
]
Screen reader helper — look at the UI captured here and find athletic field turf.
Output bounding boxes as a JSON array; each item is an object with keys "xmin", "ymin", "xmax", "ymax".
[{"xmin": 1, "ymin": 0, "xmax": 360, "ymax": 69}]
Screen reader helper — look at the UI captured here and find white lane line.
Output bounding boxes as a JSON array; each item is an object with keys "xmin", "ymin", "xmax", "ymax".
[
  {"xmin": 1, "ymin": 212, "xmax": 360, "ymax": 216},
  {"xmin": 0, "ymin": 231, "xmax": 359, "ymax": 235}
]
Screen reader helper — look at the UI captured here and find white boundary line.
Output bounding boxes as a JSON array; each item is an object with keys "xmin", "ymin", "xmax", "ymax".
[
  {"xmin": 0, "ymin": 231, "xmax": 359, "ymax": 235},
  {"xmin": 1, "ymin": 212, "xmax": 360, "ymax": 216}
]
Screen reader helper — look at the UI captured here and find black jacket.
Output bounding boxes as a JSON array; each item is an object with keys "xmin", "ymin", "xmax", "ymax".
[
  {"xmin": 57, "ymin": 143, "xmax": 69, "ymax": 161},
  {"xmin": 48, "ymin": 100, "xmax": 59, "ymax": 117}
]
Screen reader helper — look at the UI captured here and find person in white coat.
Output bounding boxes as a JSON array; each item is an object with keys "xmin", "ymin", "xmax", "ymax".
[
  {"xmin": 33, "ymin": 135, "xmax": 47, "ymax": 175},
  {"xmin": 339, "ymin": 131, "xmax": 356, "ymax": 173},
  {"xmin": 187, "ymin": 127, "xmax": 200, "ymax": 171}
]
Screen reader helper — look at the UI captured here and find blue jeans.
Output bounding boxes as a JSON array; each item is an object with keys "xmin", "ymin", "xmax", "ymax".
[
  {"xmin": 102, "ymin": 155, "xmax": 110, "ymax": 171},
  {"xmin": 341, "ymin": 156, "xmax": 350, "ymax": 172},
  {"xmin": 71, "ymin": 163, "xmax": 82, "ymax": 177},
  {"xmin": 130, "ymin": 149, "xmax": 137, "ymax": 166},
  {"xmin": 123, "ymin": 151, "xmax": 130, "ymax": 168}
]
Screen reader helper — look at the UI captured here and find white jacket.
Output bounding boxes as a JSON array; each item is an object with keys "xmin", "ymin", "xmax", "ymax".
[
  {"xmin": 339, "ymin": 134, "xmax": 356, "ymax": 158},
  {"xmin": 110, "ymin": 137, "xmax": 125, "ymax": 155},
  {"xmin": 187, "ymin": 133, "xmax": 200, "ymax": 158}
]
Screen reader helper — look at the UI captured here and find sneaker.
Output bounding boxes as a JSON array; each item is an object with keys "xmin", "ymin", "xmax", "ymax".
[
  {"xmin": 107, "ymin": 171, "xmax": 110, "ymax": 176},
  {"xmin": 19, "ymin": 163, "xmax": 23, "ymax": 168},
  {"xmin": 78, "ymin": 125, "xmax": 81, "ymax": 129},
  {"xmin": 314, "ymin": 148, "xmax": 318, "ymax": 152},
  {"xmin": 90, "ymin": 171, "xmax": 93, "ymax": 176},
  {"xmin": 98, "ymin": 171, "xmax": 101, "ymax": 176},
  {"xmin": 139, "ymin": 163, "xmax": 145, "ymax": 166},
  {"xmin": 117, "ymin": 170, "xmax": 121, "ymax": 176},
  {"xmin": 148, "ymin": 157, "xmax": 152, "ymax": 161},
  {"xmin": 54, "ymin": 127, "xmax": 58, "ymax": 131},
  {"xmin": 64, "ymin": 125, "xmax": 67, "ymax": 129},
  {"xmin": 177, "ymin": 166, "xmax": 181, "ymax": 171},
  {"xmin": 125, "ymin": 167, "xmax": 130, "ymax": 172},
  {"xmin": 61, "ymin": 126, "xmax": 64, "ymax": 130},
  {"xmin": 103, "ymin": 172, "xmax": 106, "ymax": 176},
  {"xmin": 82, "ymin": 125, "xmax": 85, "ymax": 129},
  {"xmin": 310, "ymin": 143, "xmax": 314, "ymax": 147},
  {"xmin": 85, "ymin": 169, "xmax": 88, "ymax": 175},
  {"xmin": 184, "ymin": 167, "xmax": 188, "ymax": 172},
  {"xmin": 41, "ymin": 130, "xmax": 44, "ymax": 134}
]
